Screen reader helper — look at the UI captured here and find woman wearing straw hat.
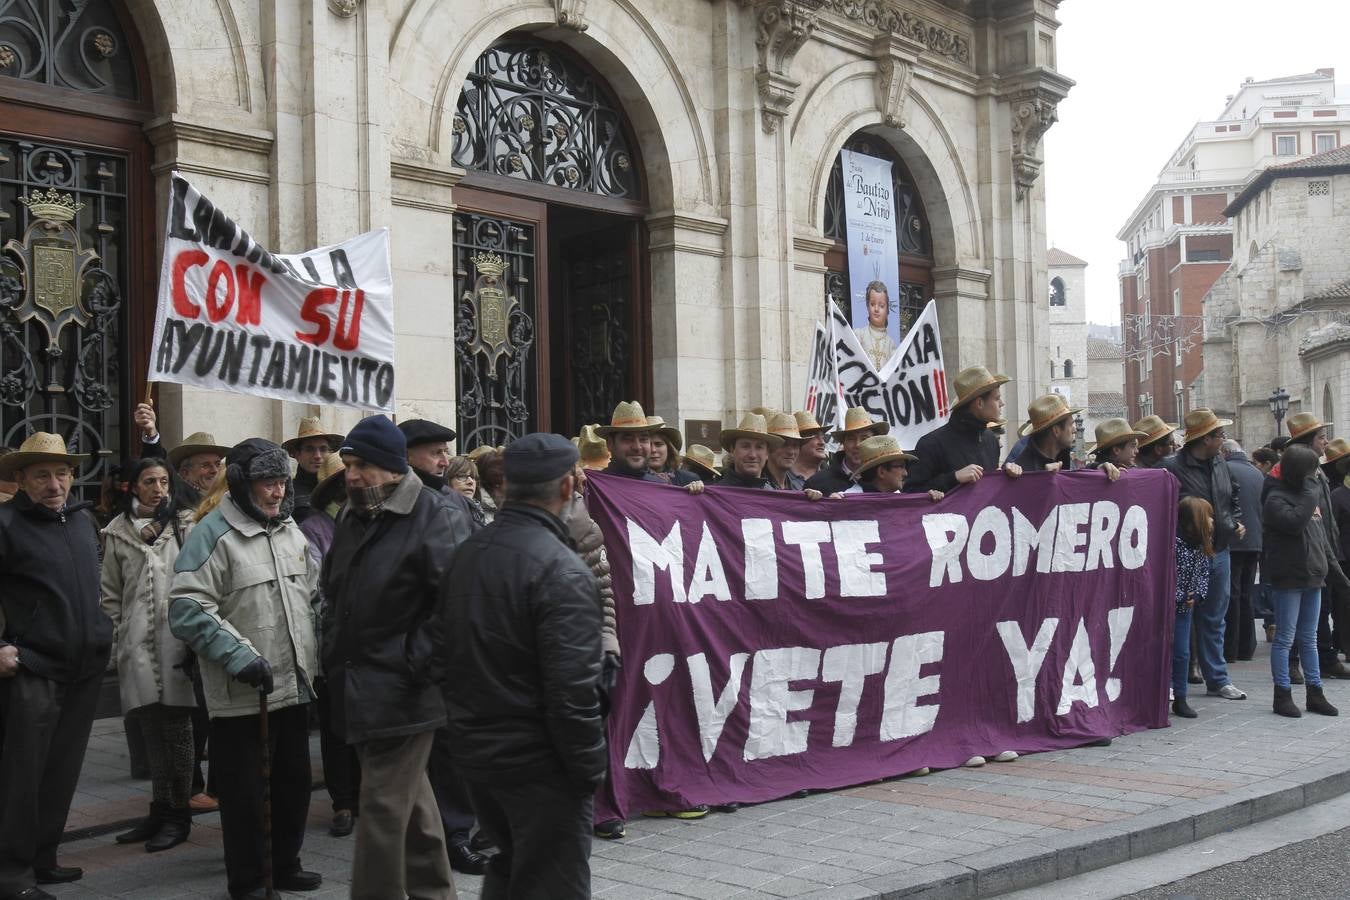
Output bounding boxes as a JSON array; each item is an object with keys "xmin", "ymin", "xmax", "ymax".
[
  {"xmin": 843, "ymin": 436, "xmax": 943, "ymax": 501},
  {"xmin": 805, "ymin": 407, "xmax": 888, "ymax": 494},
  {"xmin": 646, "ymin": 417, "xmax": 697, "ymax": 486},
  {"xmin": 906, "ymin": 366, "xmax": 1024, "ymax": 495}
]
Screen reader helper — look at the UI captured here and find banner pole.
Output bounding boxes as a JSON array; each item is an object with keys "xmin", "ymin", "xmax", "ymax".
[{"xmin": 143, "ymin": 381, "xmax": 155, "ymax": 407}]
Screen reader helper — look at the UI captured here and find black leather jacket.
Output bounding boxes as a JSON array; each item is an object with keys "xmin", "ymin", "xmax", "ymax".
[
  {"xmin": 1161, "ymin": 447, "xmax": 1242, "ymax": 551},
  {"xmin": 805, "ymin": 452, "xmax": 853, "ymax": 494},
  {"xmin": 440, "ymin": 503, "xmax": 605, "ymax": 789},
  {"xmin": 320, "ymin": 475, "xmax": 465, "ymax": 744},
  {"xmin": 0, "ymin": 493, "xmax": 111, "ymax": 682},
  {"xmin": 904, "ymin": 407, "xmax": 1000, "ymax": 493}
]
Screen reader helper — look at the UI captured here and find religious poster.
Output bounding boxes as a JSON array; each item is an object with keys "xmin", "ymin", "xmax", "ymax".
[
  {"xmin": 149, "ymin": 173, "xmax": 396, "ymax": 412},
  {"xmin": 840, "ymin": 148, "xmax": 903, "ymax": 371}
]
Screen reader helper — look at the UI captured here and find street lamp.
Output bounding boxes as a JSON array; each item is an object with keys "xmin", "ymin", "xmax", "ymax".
[
  {"xmin": 1073, "ymin": 413, "xmax": 1085, "ymax": 466},
  {"xmin": 1269, "ymin": 387, "xmax": 1290, "ymax": 437}
]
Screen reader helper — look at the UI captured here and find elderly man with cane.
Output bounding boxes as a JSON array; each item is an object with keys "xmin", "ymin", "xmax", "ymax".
[{"xmin": 169, "ymin": 438, "xmax": 322, "ymax": 900}]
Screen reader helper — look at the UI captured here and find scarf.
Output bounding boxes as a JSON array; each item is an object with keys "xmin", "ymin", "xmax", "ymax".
[
  {"xmin": 346, "ymin": 480, "xmax": 400, "ymax": 517},
  {"xmin": 135, "ymin": 499, "xmax": 170, "ymax": 544}
]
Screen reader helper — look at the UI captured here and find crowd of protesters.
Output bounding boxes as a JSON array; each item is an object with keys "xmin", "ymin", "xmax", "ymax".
[{"xmin": 0, "ymin": 364, "xmax": 1347, "ymax": 899}]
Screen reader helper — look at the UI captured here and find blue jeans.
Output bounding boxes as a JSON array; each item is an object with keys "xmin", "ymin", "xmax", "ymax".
[
  {"xmin": 1271, "ymin": 587, "xmax": 1323, "ymax": 689},
  {"xmin": 1172, "ymin": 605, "xmax": 1193, "ymax": 701},
  {"xmin": 1195, "ymin": 548, "xmax": 1232, "ymax": 690}
]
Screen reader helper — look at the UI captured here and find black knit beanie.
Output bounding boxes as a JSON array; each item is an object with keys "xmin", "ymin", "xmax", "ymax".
[{"xmin": 339, "ymin": 416, "xmax": 408, "ymax": 474}]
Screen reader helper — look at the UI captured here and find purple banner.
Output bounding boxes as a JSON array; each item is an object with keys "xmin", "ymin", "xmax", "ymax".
[{"xmin": 586, "ymin": 469, "xmax": 1179, "ymax": 820}]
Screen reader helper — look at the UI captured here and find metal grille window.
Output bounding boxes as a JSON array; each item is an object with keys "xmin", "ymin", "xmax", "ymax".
[
  {"xmin": 0, "ymin": 138, "xmax": 126, "ymax": 500},
  {"xmin": 452, "ymin": 43, "xmax": 638, "ymax": 200},
  {"xmin": 1309, "ymin": 179, "xmax": 1331, "ymax": 197},
  {"xmin": 0, "ymin": 0, "xmax": 140, "ymax": 100}
]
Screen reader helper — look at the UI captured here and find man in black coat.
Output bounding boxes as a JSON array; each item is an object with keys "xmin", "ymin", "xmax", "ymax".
[
  {"xmin": 1162, "ymin": 409, "xmax": 1248, "ymax": 700},
  {"xmin": 321, "ymin": 416, "xmax": 456, "ymax": 900},
  {"xmin": 0, "ymin": 433, "xmax": 112, "ymax": 898},
  {"xmin": 1133, "ymin": 415, "xmax": 1179, "ymax": 469},
  {"xmin": 805, "ymin": 407, "xmax": 887, "ymax": 494},
  {"xmin": 396, "ymin": 417, "xmax": 486, "ymax": 874},
  {"xmin": 904, "ymin": 366, "xmax": 1023, "ymax": 495},
  {"xmin": 1223, "ymin": 439, "xmax": 1265, "ymax": 662},
  {"xmin": 441, "ymin": 433, "xmax": 605, "ymax": 900},
  {"xmin": 1007, "ymin": 394, "xmax": 1080, "ymax": 472}
]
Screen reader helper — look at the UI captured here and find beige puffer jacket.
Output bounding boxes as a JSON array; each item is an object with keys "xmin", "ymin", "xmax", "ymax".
[
  {"xmin": 567, "ymin": 492, "xmax": 618, "ymax": 656},
  {"xmin": 101, "ymin": 509, "xmax": 198, "ymax": 712}
]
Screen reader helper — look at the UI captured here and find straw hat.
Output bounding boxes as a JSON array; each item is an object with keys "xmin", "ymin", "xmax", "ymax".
[
  {"xmin": 645, "ymin": 416, "xmax": 683, "ymax": 454},
  {"xmin": 854, "ymin": 434, "xmax": 917, "ymax": 476},
  {"xmin": 577, "ymin": 424, "xmax": 610, "ymax": 468},
  {"xmin": 596, "ymin": 401, "xmax": 656, "ymax": 437},
  {"xmin": 1181, "ymin": 408, "xmax": 1232, "ymax": 444},
  {"xmin": 767, "ymin": 412, "xmax": 803, "ymax": 443},
  {"xmin": 282, "ymin": 416, "xmax": 343, "ymax": 454},
  {"xmin": 310, "ymin": 452, "xmax": 348, "ymax": 509},
  {"xmin": 793, "ymin": 410, "xmax": 826, "ymax": 438},
  {"xmin": 1288, "ymin": 411, "xmax": 1332, "ymax": 443},
  {"xmin": 168, "ymin": 431, "xmax": 231, "ymax": 468},
  {"xmin": 1322, "ymin": 437, "xmax": 1350, "ymax": 467},
  {"xmin": 750, "ymin": 406, "xmax": 781, "ymax": 420},
  {"xmin": 1094, "ymin": 418, "xmax": 1148, "ymax": 454},
  {"xmin": 950, "ymin": 366, "xmax": 1010, "ymax": 409},
  {"xmin": 0, "ymin": 432, "xmax": 89, "ymax": 480},
  {"xmin": 831, "ymin": 407, "xmax": 889, "ymax": 440},
  {"xmin": 720, "ymin": 413, "xmax": 784, "ymax": 453},
  {"xmin": 684, "ymin": 444, "xmax": 722, "ymax": 480},
  {"xmin": 1016, "ymin": 394, "xmax": 1082, "ymax": 437},
  {"xmin": 1132, "ymin": 415, "xmax": 1178, "ymax": 449}
]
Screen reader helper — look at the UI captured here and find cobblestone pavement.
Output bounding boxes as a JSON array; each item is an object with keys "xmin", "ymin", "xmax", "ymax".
[{"xmin": 45, "ymin": 650, "xmax": 1350, "ymax": 899}]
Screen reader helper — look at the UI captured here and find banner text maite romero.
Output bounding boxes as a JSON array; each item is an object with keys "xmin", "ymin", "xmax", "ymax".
[
  {"xmin": 584, "ymin": 469, "xmax": 1178, "ymax": 819},
  {"xmin": 149, "ymin": 173, "xmax": 396, "ymax": 411}
]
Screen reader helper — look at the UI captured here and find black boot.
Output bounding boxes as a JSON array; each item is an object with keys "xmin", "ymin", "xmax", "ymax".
[
  {"xmin": 1274, "ymin": 685, "xmax": 1302, "ymax": 718},
  {"xmin": 116, "ymin": 801, "xmax": 166, "ymax": 845},
  {"xmin": 145, "ymin": 807, "xmax": 191, "ymax": 853},
  {"xmin": 1171, "ymin": 698, "xmax": 1197, "ymax": 718},
  {"xmin": 1307, "ymin": 684, "xmax": 1340, "ymax": 716}
]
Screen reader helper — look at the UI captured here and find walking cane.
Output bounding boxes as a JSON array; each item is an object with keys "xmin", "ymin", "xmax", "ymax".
[{"xmin": 259, "ymin": 689, "xmax": 274, "ymax": 900}]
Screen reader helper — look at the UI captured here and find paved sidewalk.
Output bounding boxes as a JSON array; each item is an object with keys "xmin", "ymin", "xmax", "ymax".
[{"xmin": 46, "ymin": 649, "xmax": 1350, "ymax": 899}]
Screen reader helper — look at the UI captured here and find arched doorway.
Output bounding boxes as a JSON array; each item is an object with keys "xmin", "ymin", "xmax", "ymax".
[
  {"xmin": 0, "ymin": 0, "xmax": 156, "ymax": 500},
  {"xmin": 450, "ymin": 37, "xmax": 649, "ymax": 447},
  {"xmin": 822, "ymin": 131, "xmax": 933, "ymax": 335}
]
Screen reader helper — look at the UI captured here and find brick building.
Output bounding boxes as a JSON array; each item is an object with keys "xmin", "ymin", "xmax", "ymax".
[{"xmin": 1116, "ymin": 69, "xmax": 1347, "ymax": 423}]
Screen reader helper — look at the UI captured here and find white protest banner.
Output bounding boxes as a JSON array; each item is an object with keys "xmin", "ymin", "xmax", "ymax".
[
  {"xmin": 149, "ymin": 173, "xmax": 396, "ymax": 411},
  {"xmin": 830, "ymin": 299, "xmax": 949, "ymax": 449},
  {"xmin": 840, "ymin": 148, "xmax": 903, "ymax": 371},
  {"xmin": 803, "ymin": 319, "xmax": 842, "ymax": 431}
]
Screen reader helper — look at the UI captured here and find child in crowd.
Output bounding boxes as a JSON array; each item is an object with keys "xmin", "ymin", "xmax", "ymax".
[{"xmin": 1172, "ymin": 496, "xmax": 1215, "ymax": 719}]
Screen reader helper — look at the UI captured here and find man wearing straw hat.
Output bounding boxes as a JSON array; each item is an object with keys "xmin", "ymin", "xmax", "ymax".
[
  {"xmin": 842, "ymin": 435, "xmax": 943, "ymax": 501},
  {"xmin": 905, "ymin": 366, "xmax": 1023, "ymax": 495},
  {"xmin": 0, "ymin": 433, "xmax": 111, "ymax": 896},
  {"xmin": 718, "ymin": 413, "xmax": 781, "ymax": 490},
  {"xmin": 805, "ymin": 407, "xmax": 888, "ymax": 494},
  {"xmin": 599, "ymin": 402, "xmax": 704, "ymax": 494},
  {"xmin": 1161, "ymin": 409, "xmax": 1249, "ymax": 701},
  {"xmin": 164, "ymin": 431, "xmax": 233, "ymax": 508},
  {"xmin": 1007, "ymin": 394, "xmax": 1081, "ymax": 473},
  {"xmin": 284, "ymin": 417, "xmax": 343, "ymax": 524},
  {"xmin": 682, "ymin": 445, "xmax": 721, "ymax": 482},
  {"xmin": 1133, "ymin": 415, "xmax": 1179, "ymax": 470},
  {"xmin": 791, "ymin": 411, "xmax": 829, "ymax": 482},
  {"xmin": 765, "ymin": 412, "xmax": 809, "ymax": 491}
]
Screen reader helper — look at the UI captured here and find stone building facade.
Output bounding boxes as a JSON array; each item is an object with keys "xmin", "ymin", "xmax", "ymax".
[
  {"xmin": 0, "ymin": 0, "xmax": 1071, "ymax": 496},
  {"xmin": 1046, "ymin": 246, "xmax": 1087, "ymax": 407},
  {"xmin": 1198, "ymin": 147, "xmax": 1350, "ymax": 448}
]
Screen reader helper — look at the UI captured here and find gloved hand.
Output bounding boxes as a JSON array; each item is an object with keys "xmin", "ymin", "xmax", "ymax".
[
  {"xmin": 601, "ymin": 652, "xmax": 622, "ymax": 692},
  {"xmin": 236, "ymin": 655, "xmax": 274, "ymax": 694}
]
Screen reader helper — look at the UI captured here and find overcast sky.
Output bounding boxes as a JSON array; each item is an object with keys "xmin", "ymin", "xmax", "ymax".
[{"xmin": 1043, "ymin": 0, "xmax": 1350, "ymax": 326}]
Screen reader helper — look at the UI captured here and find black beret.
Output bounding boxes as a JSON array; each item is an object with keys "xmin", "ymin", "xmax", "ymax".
[
  {"xmin": 397, "ymin": 418, "xmax": 457, "ymax": 448},
  {"xmin": 504, "ymin": 433, "xmax": 579, "ymax": 484}
]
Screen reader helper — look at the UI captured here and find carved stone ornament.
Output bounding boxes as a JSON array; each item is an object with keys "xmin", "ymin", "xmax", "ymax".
[
  {"xmin": 462, "ymin": 252, "xmax": 519, "ymax": 372},
  {"xmin": 3, "ymin": 190, "xmax": 100, "ymax": 352},
  {"xmin": 555, "ymin": 0, "xmax": 589, "ymax": 32},
  {"xmin": 327, "ymin": 0, "xmax": 361, "ymax": 18},
  {"xmin": 871, "ymin": 32, "xmax": 922, "ymax": 129},
  {"xmin": 753, "ymin": 0, "xmax": 829, "ymax": 134},
  {"xmin": 826, "ymin": 1, "xmax": 971, "ymax": 65},
  {"xmin": 1009, "ymin": 89, "xmax": 1060, "ymax": 199}
]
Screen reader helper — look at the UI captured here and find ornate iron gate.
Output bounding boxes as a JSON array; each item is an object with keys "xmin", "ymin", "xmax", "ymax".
[
  {"xmin": 453, "ymin": 211, "xmax": 536, "ymax": 449},
  {"xmin": 0, "ymin": 137, "xmax": 126, "ymax": 500}
]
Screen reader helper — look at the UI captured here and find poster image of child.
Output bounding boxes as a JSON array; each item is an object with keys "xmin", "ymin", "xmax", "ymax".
[{"xmin": 853, "ymin": 280, "xmax": 899, "ymax": 372}]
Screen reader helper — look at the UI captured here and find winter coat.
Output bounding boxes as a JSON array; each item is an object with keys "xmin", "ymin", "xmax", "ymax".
[
  {"xmin": 1008, "ymin": 439, "xmax": 1070, "ymax": 472},
  {"xmin": 413, "ymin": 468, "xmax": 480, "ymax": 545},
  {"xmin": 1161, "ymin": 447, "xmax": 1242, "ymax": 552},
  {"xmin": 567, "ymin": 492, "xmax": 618, "ymax": 657},
  {"xmin": 101, "ymin": 510, "xmax": 198, "ymax": 711},
  {"xmin": 718, "ymin": 468, "xmax": 774, "ymax": 489},
  {"xmin": 299, "ymin": 508, "xmax": 335, "ymax": 574},
  {"xmin": 292, "ymin": 468, "xmax": 318, "ymax": 524},
  {"xmin": 168, "ymin": 494, "xmax": 319, "ymax": 718},
  {"xmin": 805, "ymin": 452, "xmax": 853, "ymax": 494},
  {"xmin": 320, "ymin": 474, "xmax": 461, "ymax": 744},
  {"xmin": 0, "ymin": 493, "xmax": 111, "ymax": 683},
  {"xmin": 441, "ymin": 503, "xmax": 605, "ymax": 790},
  {"xmin": 1174, "ymin": 535, "xmax": 1211, "ymax": 614},
  {"xmin": 1333, "ymin": 480, "xmax": 1350, "ymax": 563},
  {"xmin": 904, "ymin": 407, "xmax": 1001, "ymax": 494},
  {"xmin": 1225, "ymin": 452, "xmax": 1265, "ymax": 552},
  {"xmin": 1262, "ymin": 478, "xmax": 1330, "ymax": 589}
]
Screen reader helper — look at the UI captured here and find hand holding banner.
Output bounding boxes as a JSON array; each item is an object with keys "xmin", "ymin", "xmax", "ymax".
[{"xmin": 149, "ymin": 173, "xmax": 396, "ymax": 411}]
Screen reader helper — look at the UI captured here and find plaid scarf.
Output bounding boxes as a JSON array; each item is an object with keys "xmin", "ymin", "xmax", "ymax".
[
  {"xmin": 135, "ymin": 501, "xmax": 167, "ymax": 544},
  {"xmin": 346, "ymin": 480, "xmax": 400, "ymax": 517}
]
